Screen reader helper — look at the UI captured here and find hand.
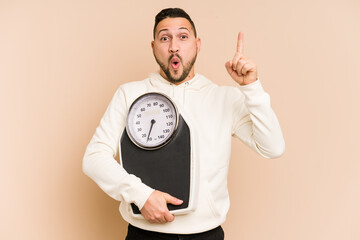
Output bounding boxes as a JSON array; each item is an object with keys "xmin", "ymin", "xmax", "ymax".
[
  {"xmin": 225, "ymin": 32, "xmax": 258, "ymax": 85},
  {"xmin": 140, "ymin": 190, "xmax": 183, "ymax": 224}
]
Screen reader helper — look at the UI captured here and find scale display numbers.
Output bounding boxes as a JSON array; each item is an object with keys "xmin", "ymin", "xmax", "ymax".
[{"xmin": 126, "ymin": 92, "xmax": 179, "ymax": 150}]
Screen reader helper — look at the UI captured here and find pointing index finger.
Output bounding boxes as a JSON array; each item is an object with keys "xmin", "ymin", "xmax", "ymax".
[{"xmin": 236, "ymin": 32, "xmax": 244, "ymax": 54}]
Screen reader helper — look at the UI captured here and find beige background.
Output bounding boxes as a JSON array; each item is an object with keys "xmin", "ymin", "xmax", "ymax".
[{"xmin": 1, "ymin": 0, "xmax": 359, "ymax": 239}]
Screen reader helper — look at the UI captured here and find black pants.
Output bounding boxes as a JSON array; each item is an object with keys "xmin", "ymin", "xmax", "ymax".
[{"xmin": 125, "ymin": 224, "xmax": 224, "ymax": 240}]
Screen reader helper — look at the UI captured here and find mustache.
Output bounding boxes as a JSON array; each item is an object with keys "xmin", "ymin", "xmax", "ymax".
[{"xmin": 168, "ymin": 54, "xmax": 182, "ymax": 63}]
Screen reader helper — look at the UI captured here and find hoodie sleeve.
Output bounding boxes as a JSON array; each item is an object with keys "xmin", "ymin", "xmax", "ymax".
[
  {"xmin": 82, "ymin": 87, "xmax": 154, "ymax": 209},
  {"xmin": 231, "ymin": 80, "xmax": 285, "ymax": 158}
]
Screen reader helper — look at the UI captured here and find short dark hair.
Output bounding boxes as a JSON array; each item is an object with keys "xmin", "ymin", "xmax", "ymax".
[{"xmin": 153, "ymin": 8, "xmax": 197, "ymax": 39}]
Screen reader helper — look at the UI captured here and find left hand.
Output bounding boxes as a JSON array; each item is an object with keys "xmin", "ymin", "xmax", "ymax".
[{"xmin": 225, "ymin": 32, "xmax": 258, "ymax": 85}]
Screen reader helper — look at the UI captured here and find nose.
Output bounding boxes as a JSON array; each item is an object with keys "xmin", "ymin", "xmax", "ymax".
[{"xmin": 169, "ymin": 39, "xmax": 179, "ymax": 53}]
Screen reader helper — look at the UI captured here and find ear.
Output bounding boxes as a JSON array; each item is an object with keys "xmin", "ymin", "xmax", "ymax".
[
  {"xmin": 196, "ymin": 37, "xmax": 201, "ymax": 54},
  {"xmin": 151, "ymin": 41, "xmax": 154, "ymax": 51}
]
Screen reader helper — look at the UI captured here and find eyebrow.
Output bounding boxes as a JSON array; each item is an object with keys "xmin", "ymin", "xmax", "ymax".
[{"xmin": 157, "ymin": 27, "xmax": 191, "ymax": 36}]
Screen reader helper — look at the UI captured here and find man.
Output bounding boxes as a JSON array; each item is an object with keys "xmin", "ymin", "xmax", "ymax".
[{"xmin": 83, "ymin": 8, "xmax": 285, "ymax": 240}]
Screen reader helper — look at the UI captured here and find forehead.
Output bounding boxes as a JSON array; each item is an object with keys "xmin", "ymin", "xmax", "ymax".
[{"xmin": 155, "ymin": 17, "xmax": 194, "ymax": 35}]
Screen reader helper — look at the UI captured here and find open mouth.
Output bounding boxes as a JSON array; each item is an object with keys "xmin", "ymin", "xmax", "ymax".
[{"xmin": 170, "ymin": 57, "xmax": 181, "ymax": 70}]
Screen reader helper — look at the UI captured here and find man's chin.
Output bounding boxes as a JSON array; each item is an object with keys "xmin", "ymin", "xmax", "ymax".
[
  {"xmin": 171, "ymin": 68, "xmax": 181, "ymax": 76},
  {"xmin": 168, "ymin": 70, "xmax": 185, "ymax": 83},
  {"xmin": 168, "ymin": 77, "xmax": 184, "ymax": 84}
]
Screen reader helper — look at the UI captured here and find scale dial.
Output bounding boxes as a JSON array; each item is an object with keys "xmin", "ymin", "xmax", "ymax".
[{"xmin": 126, "ymin": 92, "xmax": 179, "ymax": 150}]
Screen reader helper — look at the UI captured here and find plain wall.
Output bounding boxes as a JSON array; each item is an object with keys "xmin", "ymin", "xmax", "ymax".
[{"xmin": 1, "ymin": 0, "xmax": 359, "ymax": 239}]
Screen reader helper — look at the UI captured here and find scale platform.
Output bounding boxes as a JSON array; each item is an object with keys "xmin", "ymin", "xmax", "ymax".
[{"xmin": 120, "ymin": 115, "xmax": 195, "ymax": 216}]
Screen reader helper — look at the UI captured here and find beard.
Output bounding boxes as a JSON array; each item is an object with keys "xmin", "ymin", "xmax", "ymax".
[{"xmin": 154, "ymin": 53, "xmax": 197, "ymax": 84}]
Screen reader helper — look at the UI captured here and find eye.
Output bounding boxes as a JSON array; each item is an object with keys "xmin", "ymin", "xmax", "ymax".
[
  {"xmin": 180, "ymin": 35, "xmax": 188, "ymax": 40},
  {"xmin": 160, "ymin": 36, "xmax": 169, "ymax": 41}
]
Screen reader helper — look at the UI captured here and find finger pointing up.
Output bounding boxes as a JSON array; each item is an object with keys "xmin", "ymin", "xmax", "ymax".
[{"xmin": 236, "ymin": 32, "xmax": 244, "ymax": 54}]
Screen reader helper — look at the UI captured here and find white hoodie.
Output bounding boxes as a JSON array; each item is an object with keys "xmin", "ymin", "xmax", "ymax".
[{"xmin": 82, "ymin": 73, "xmax": 285, "ymax": 234}]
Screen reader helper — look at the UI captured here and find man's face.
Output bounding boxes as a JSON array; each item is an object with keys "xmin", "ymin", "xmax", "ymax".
[{"xmin": 152, "ymin": 17, "xmax": 201, "ymax": 84}]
